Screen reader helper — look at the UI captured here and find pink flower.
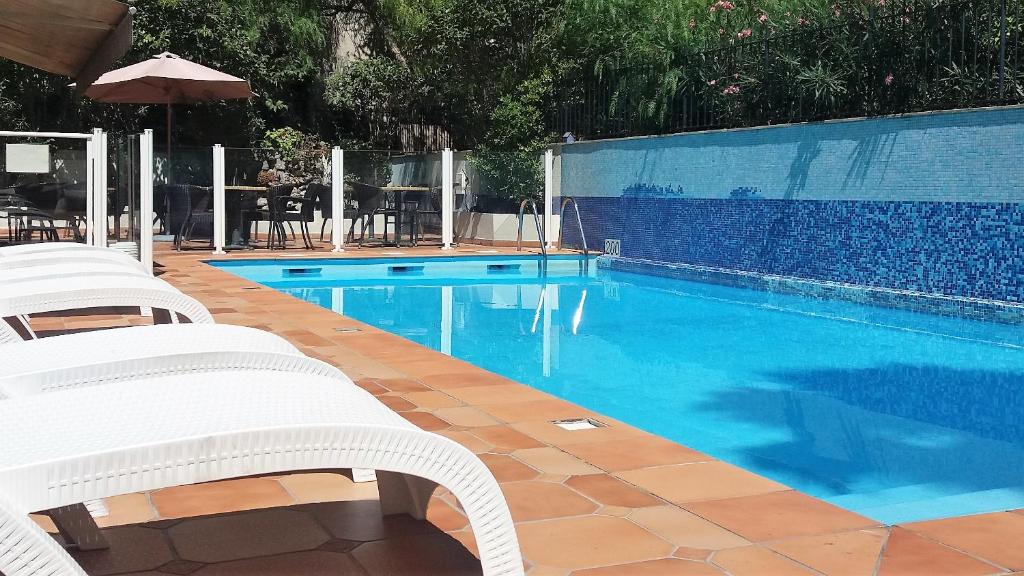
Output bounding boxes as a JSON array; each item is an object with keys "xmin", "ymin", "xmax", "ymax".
[
  {"xmin": 737, "ymin": 28, "xmax": 753, "ymax": 39},
  {"xmin": 798, "ymin": 17, "xmax": 810, "ymax": 25},
  {"xmin": 878, "ymin": 0, "xmax": 886, "ymax": 5},
  {"xmin": 710, "ymin": 0, "xmax": 735, "ymax": 11},
  {"xmin": 688, "ymin": 18, "xmax": 696, "ymax": 28},
  {"xmin": 709, "ymin": 5, "xmax": 716, "ymax": 12},
  {"xmin": 708, "ymin": 79, "xmax": 717, "ymax": 86},
  {"xmin": 884, "ymin": 72, "xmax": 894, "ymax": 86},
  {"xmin": 718, "ymin": 27, "xmax": 726, "ymax": 35},
  {"xmin": 722, "ymin": 85, "xmax": 741, "ymax": 95},
  {"xmin": 758, "ymin": 13, "xmax": 769, "ymax": 23}
]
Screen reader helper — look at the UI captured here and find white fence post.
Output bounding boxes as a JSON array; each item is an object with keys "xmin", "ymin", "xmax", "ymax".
[
  {"xmin": 88, "ymin": 128, "xmax": 109, "ymax": 248},
  {"xmin": 140, "ymin": 129, "xmax": 154, "ymax": 274},
  {"xmin": 544, "ymin": 148, "xmax": 554, "ymax": 250},
  {"xmin": 96, "ymin": 130, "xmax": 109, "ymax": 248},
  {"xmin": 331, "ymin": 147, "xmax": 344, "ymax": 252},
  {"xmin": 85, "ymin": 133, "xmax": 95, "ymax": 246},
  {"xmin": 212, "ymin": 144, "xmax": 226, "ymax": 254},
  {"xmin": 441, "ymin": 148, "xmax": 454, "ymax": 250}
]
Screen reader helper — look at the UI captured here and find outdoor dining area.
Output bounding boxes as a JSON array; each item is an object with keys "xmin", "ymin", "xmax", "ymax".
[
  {"xmin": 0, "ymin": 40, "xmax": 504, "ymax": 262},
  {"xmin": 158, "ymin": 150, "xmax": 450, "ymax": 252},
  {"xmin": 0, "ymin": 148, "xmax": 456, "ymax": 250}
]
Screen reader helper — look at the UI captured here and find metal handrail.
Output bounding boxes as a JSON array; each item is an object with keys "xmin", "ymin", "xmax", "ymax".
[
  {"xmin": 516, "ymin": 199, "xmax": 547, "ymax": 258},
  {"xmin": 557, "ymin": 197, "xmax": 588, "ymax": 256}
]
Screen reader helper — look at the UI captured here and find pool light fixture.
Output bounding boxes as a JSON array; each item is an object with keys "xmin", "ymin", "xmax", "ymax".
[{"xmin": 552, "ymin": 418, "xmax": 605, "ymax": 431}]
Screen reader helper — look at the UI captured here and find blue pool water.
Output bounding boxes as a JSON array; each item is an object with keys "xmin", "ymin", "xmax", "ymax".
[{"xmin": 213, "ymin": 255, "xmax": 1024, "ymax": 524}]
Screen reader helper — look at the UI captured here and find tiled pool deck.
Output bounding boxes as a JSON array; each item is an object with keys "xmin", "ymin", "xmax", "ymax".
[{"xmin": 30, "ymin": 244, "xmax": 1024, "ymax": 576}]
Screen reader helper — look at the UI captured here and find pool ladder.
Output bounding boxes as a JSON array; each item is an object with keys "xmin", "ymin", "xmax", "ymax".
[
  {"xmin": 516, "ymin": 199, "xmax": 547, "ymax": 260},
  {"xmin": 558, "ymin": 197, "xmax": 589, "ymax": 272},
  {"xmin": 516, "ymin": 197, "xmax": 590, "ymax": 271}
]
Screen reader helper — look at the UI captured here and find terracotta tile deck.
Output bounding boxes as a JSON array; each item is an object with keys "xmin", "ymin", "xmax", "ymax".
[{"xmin": 28, "ymin": 242, "xmax": 1024, "ymax": 575}]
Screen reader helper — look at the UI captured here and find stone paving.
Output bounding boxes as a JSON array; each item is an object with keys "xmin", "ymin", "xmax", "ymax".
[{"xmin": 25, "ymin": 243, "xmax": 1024, "ymax": 575}]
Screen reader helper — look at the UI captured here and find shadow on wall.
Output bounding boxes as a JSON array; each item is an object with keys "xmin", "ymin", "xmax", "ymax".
[
  {"xmin": 783, "ymin": 140, "xmax": 821, "ymax": 200},
  {"xmin": 843, "ymin": 131, "xmax": 899, "ymax": 192},
  {"xmin": 565, "ymin": 105, "xmax": 1023, "ymax": 201},
  {"xmin": 692, "ymin": 363, "xmax": 1024, "ymax": 498}
]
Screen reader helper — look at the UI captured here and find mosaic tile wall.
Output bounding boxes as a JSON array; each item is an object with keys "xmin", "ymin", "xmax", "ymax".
[{"xmin": 558, "ymin": 106, "xmax": 1024, "ymax": 303}]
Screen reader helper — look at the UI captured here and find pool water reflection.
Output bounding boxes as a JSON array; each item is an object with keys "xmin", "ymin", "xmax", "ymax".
[{"xmin": 217, "ymin": 257, "xmax": 1024, "ymax": 524}]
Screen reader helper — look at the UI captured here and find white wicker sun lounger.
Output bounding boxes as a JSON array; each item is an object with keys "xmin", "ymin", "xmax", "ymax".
[
  {"xmin": 0, "ymin": 262, "xmax": 150, "ymax": 284},
  {"xmin": 0, "ymin": 243, "xmax": 128, "ymax": 258},
  {"xmin": 0, "ymin": 275, "xmax": 213, "ymax": 343},
  {"xmin": 0, "ymin": 373, "xmax": 524, "ymax": 576},
  {"xmin": 0, "ymin": 324, "xmax": 337, "ymax": 398},
  {"xmin": 0, "ymin": 244, "xmax": 149, "ymax": 274}
]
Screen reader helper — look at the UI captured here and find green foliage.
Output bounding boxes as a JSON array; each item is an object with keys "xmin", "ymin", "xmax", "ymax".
[
  {"xmin": 556, "ymin": 0, "xmax": 1023, "ymax": 135},
  {"xmin": 260, "ymin": 127, "xmax": 330, "ymax": 182},
  {"xmin": 469, "ymin": 75, "xmax": 553, "ymax": 203},
  {"xmin": 393, "ymin": 0, "xmax": 565, "ymax": 143},
  {"xmin": 1, "ymin": 0, "xmax": 1017, "ymax": 155},
  {"xmin": 325, "ymin": 57, "xmax": 423, "ymax": 148},
  {"xmin": 0, "ymin": 0, "xmax": 331, "ymax": 145}
]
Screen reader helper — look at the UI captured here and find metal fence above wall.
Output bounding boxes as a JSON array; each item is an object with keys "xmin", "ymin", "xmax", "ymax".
[{"xmin": 551, "ymin": 0, "xmax": 1023, "ymax": 139}]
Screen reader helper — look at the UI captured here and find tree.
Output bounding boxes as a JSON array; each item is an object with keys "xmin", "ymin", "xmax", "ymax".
[{"xmin": 0, "ymin": 0, "xmax": 333, "ymax": 145}]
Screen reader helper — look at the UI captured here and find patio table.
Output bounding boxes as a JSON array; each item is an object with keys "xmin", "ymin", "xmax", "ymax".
[
  {"xmin": 381, "ymin": 186, "xmax": 430, "ymax": 247},
  {"xmin": 224, "ymin": 185, "xmax": 266, "ymax": 249}
]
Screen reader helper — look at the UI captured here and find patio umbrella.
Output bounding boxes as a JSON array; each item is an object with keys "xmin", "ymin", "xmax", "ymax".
[
  {"xmin": 0, "ymin": 0, "xmax": 133, "ymax": 91},
  {"xmin": 83, "ymin": 51, "xmax": 254, "ymax": 155}
]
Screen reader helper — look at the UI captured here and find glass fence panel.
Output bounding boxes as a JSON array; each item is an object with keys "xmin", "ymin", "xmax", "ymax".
[
  {"xmin": 107, "ymin": 134, "xmax": 142, "ymax": 260},
  {"xmin": 0, "ymin": 134, "xmax": 90, "ymax": 245},
  {"xmin": 153, "ymin": 144, "xmax": 215, "ymax": 250},
  {"xmin": 216, "ymin": 147, "xmax": 332, "ymax": 251},
  {"xmin": 344, "ymin": 150, "xmax": 450, "ymax": 248}
]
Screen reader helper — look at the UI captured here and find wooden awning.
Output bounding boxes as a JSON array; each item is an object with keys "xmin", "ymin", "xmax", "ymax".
[{"xmin": 0, "ymin": 0, "xmax": 133, "ymax": 91}]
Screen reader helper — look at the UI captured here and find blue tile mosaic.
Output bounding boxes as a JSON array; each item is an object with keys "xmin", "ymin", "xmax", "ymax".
[
  {"xmin": 598, "ymin": 256, "xmax": 1024, "ymax": 323},
  {"xmin": 556, "ymin": 106, "xmax": 1024, "ymax": 308},
  {"xmin": 563, "ymin": 197, "xmax": 1024, "ymax": 305}
]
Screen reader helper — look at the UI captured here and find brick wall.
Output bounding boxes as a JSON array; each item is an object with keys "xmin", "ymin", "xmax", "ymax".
[{"xmin": 559, "ymin": 106, "xmax": 1024, "ymax": 302}]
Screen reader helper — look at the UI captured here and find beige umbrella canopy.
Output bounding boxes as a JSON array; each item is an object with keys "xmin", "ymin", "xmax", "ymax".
[
  {"xmin": 0, "ymin": 0, "xmax": 133, "ymax": 90},
  {"xmin": 84, "ymin": 51, "xmax": 254, "ymax": 153}
]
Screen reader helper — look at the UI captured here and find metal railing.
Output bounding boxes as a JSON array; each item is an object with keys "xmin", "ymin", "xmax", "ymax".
[
  {"xmin": 516, "ymin": 198, "xmax": 547, "ymax": 260},
  {"xmin": 551, "ymin": 0, "xmax": 1023, "ymax": 139},
  {"xmin": 557, "ymin": 197, "xmax": 589, "ymax": 270}
]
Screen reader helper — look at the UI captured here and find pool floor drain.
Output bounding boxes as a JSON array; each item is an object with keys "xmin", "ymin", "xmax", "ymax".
[{"xmin": 551, "ymin": 418, "xmax": 605, "ymax": 431}]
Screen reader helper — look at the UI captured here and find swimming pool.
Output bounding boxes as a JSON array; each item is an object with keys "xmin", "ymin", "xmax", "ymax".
[{"xmin": 213, "ymin": 255, "xmax": 1024, "ymax": 524}]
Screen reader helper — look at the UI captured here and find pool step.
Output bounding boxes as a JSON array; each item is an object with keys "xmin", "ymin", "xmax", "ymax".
[
  {"xmin": 828, "ymin": 483, "xmax": 1024, "ymax": 524},
  {"xmin": 283, "ymin": 267, "xmax": 322, "ymax": 278},
  {"xmin": 388, "ymin": 265, "xmax": 425, "ymax": 275},
  {"xmin": 487, "ymin": 263, "xmax": 522, "ymax": 273}
]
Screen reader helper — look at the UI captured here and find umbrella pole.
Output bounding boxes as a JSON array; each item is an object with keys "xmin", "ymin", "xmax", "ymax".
[{"xmin": 166, "ymin": 100, "xmax": 172, "ymax": 170}]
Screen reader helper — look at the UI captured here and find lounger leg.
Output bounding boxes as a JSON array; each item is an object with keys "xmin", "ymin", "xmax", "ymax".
[
  {"xmin": 3, "ymin": 315, "xmax": 36, "ymax": 340},
  {"xmin": 47, "ymin": 504, "xmax": 109, "ymax": 551},
  {"xmin": 376, "ymin": 471, "xmax": 438, "ymax": 520},
  {"xmin": 0, "ymin": 498, "xmax": 87, "ymax": 576}
]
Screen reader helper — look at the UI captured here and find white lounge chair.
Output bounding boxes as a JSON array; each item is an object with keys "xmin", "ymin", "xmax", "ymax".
[
  {"xmin": 0, "ymin": 372, "xmax": 523, "ymax": 576},
  {"xmin": 0, "ymin": 242, "xmax": 126, "ymax": 258},
  {"xmin": 0, "ymin": 275, "xmax": 213, "ymax": 343},
  {"xmin": 0, "ymin": 324, "xmax": 337, "ymax": 397},
  {"xmin": 0, "ymin": 243, "xmax": 149, "ymax": 274},
  {"xmin": 0, "ymin": 262, "xmax": 150, "ymax": 284}
]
